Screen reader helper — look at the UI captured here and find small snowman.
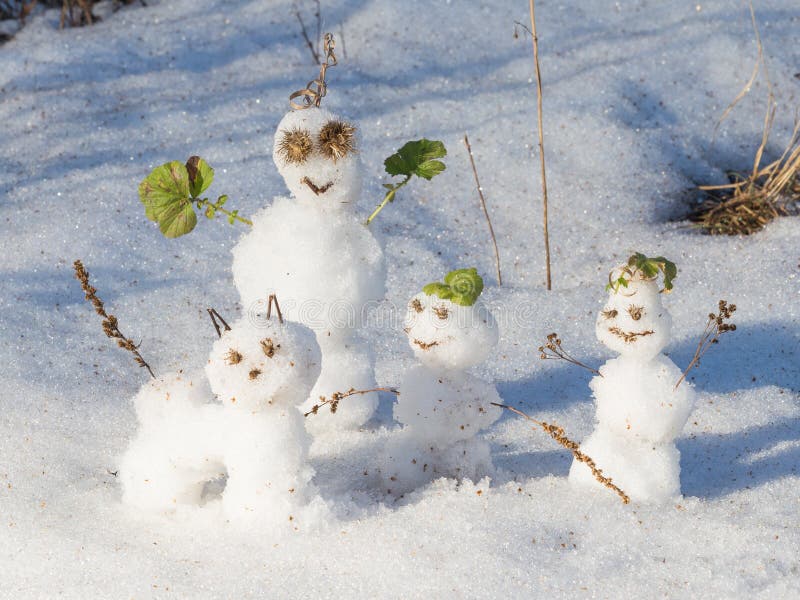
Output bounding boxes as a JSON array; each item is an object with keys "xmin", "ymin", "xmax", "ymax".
[
  {"xmin": 121, "ymin": 304, "xmax": 325, "ymax": 527},
  {"xmin": 232, "ymin": 42, "xmax": 385, "ymax": 432},
  {"xmin": 381, "ymin": 269, "xmax": 502, "ymax": 496},
  {"xmin": 568, "ymin": 255, "xmax": 695, "ymax": 503}
]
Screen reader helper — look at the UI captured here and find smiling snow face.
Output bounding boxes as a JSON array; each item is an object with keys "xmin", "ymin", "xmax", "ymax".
[
  {"xmin": 596, "ymin": 276, "xmax": 671, "ymax": 360},
  {"xmin": 272, "ymin": 107, "xmax": 361, "ymax": 208},
  {"xmin": 405, "ymin": 292, "xmax": 499, "ymax": 371},
  {"xmin": 205, "ymin": 317, "xmax": 322, "ymax": 412}
]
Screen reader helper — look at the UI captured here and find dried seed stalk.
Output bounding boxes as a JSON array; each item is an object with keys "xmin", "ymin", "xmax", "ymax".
[
  {"xmin": 538, "ymin": 332, "xmax": 601, "ymax": 376},
  {"xmin": 463, "ymin": 133, "xmax": 502, "ymax": 285},
  {"xmin": 492, "ymin": 402, "xmax": 629, "ymax": 504},
  {"xmin": 304, "ymin": 387, "xmax": 399, "ymax": 417},
  {"xmin": 73, "ymin": 259, "xmax": 155, "ymax": 378},
  {"xmin": 675, "ymin": 300, "xmax": 737, "ymax": 389},
  {"xmin": 529, "ymin": 0, "xmax": 552, "ymax": 290}
]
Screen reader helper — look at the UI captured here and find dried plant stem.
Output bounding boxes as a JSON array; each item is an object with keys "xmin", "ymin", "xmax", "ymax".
[
  {"xmin": 538, "ymin": 332, "xmax": 601, "ymax": 376},
  {"xmin": 292, "ymin": 2, "xmax": 320, "ymax": 63},
  {"xmin": 194, "ymin": 198, "xmax": 252, "ymax": 226},
  {"xmin": 73, "ymin": 259, "xmax": 155, "ymax": 379},
  {"xmin": 528, "ymin": 0, "xmax": 551, "ymax": 290},
  {"xmin": 60, "ymin": 0, "xmax": 94, "ymax": 29},
  {"xmin": 304, "ymin": 387, "xmax": 399, "ymax": 417},
  {"xmin": 675, "ymin": 300, "xmax": 736, "ymax": 389},
  {"xmin": 463, "ymin": 133, "xmax": 502, "ymax": 286},
  {"xmin": 267, "ymin": 294, "xmax": 284, "ymax": 324},
  {"xmin": 492, "ymin": 403, "xmax": 629, "ymax": 504},
  {"xmin": 207, "ymin": 308, "xmax": 231, "ymax": 338}
]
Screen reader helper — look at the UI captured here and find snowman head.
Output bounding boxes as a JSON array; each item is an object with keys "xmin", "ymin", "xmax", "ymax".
[
  {"xmin": 404, "ymin": 269, "xmax": 499, "ymax": 371},
  {"xmin": 596, "ymin": 264, "xmax": 672, "ymax": 360},
  {"xmin": 205, "ymin": 313, "xmax": 321, "ymax": 412},
  {"xmin": 272, "ymin": 107, "xmax": 361, "ymax": 209}
]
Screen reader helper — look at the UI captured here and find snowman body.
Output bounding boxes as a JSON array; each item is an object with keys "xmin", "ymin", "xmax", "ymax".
[
  {"xmin": 232, "ymin": 107, "xmax": 385, "ymax": 432},
  {"xmin": 120, "ymin": 316, "xmax": 324, "ymax": 527},
  {"xmin": 568, "ymin": 275, "xmax": 695, "ymax": 503},
  {"xmin": 381, "ymin": 289, "xmax": 502, "ymax": 495}
]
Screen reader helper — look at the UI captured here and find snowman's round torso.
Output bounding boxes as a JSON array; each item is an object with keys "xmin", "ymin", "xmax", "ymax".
[
  {"xmin": 232, "ymin": 196, "xmax": 385, "ymax": 337},
  {"xmin": 590, "ymin": 354, "xmax": 695, "ymax": 443},
  {"xmin": 394, "ymin": 364, "xmax": 502, "ymax": 446}
]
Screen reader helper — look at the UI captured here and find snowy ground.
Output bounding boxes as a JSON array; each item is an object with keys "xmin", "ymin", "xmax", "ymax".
[{"xmin": 1, "ymin": 0, "xmax": 799, "ymax": 597}]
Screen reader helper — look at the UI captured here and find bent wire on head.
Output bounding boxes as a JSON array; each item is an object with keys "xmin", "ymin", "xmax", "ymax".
[{"xmin": 289, "ymin": 33, "xmax": 338, "ymax": 110}]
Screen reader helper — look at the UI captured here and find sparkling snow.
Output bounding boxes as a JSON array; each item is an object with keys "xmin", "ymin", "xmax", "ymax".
[{"xmin": 0, "ymin": 0, "xmax": 798, "ymax": 597}]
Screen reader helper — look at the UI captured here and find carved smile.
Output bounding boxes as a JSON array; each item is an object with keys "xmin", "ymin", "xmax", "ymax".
[
  {"xmin": 413, "ymin": 339, "xmax": 439, "ymax": 350},
  {"xmin": 608, "ymin": 326, "xmax": 654, "ymax": 343},
  {"xmin": 301, "ymin": 176, "xmax": 334, "ymax": 196}
]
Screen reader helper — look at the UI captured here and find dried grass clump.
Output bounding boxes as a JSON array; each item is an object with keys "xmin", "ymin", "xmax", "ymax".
[
  {"xmin": 692, "ymin": 3, "xmax": 800, "ymax": 235},
  {"xmin": 691, "ymin": 128, "xmax": 800, "ymax": 235}
]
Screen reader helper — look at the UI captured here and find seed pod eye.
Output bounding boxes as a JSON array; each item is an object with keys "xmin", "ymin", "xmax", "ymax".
[
  {"xmin": 627, "ymin": 305, "xmax": 644, "ymax": 321},
  {"xmin": 225, "ymin": 349, "xmax": 243, "ymax": 365},
  {"xmin": 278, "ymin": 128, "xmax": 313, "ymax": 164},
  {"xmin": 318, "ymin": 120, "xmax": 356, "ymax": 161}
]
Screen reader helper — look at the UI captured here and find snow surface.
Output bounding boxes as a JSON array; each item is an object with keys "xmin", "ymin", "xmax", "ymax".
[{"xmin": 1, "ymin": 0, "xmax": 799, "ymax": 597}]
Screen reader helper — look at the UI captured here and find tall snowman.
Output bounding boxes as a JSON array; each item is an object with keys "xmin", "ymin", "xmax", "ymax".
[
  {"xmin": 381, "ymin": 269, "xmax": 502, "ymax": 496},
  {"xmin": 232, "ymin": 37, "xmax": 385, "ymax": 432},
  {"xmin": 569, "ymin": 255, "xmax": 695, "ymax": 503}
]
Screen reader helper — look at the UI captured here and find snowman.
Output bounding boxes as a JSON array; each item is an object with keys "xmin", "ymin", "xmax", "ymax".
[
  {"xmin": 231, "ymin": 53, "xmax": 385, "ymax": 433},
  {"xmin": 568, "ymin": 257, "xmax": 695, "ymax": 503},
  {"xmin": 381, "ymin": 269, "xmax": 503, "ymax": 496},
  {"xmin": 120, "ymin": 306, "xmax": 325, "ymax": 527}
]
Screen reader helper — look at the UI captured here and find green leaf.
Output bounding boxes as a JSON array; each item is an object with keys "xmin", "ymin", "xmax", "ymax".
[
  {"xmin": 621, "ymin": 252, "xmax": 678, "ymax": 293},
  {"xmin": 216, "ymin": 194, "xmax": 228, "ymax": 207},
  {"xmin": 384, "ymin": 139, "xmax": 447, "ymax": 180},
  {"xmin": 158, "ymin": 200, "xmax": 197, "ymax": 238},
  {"xmin": 422, "ymin": 282, "xmax": 453, "ymax": 300},
  {"xmin": 186, "ymin": 156, "xmax": 214, "ymax": 198},
  {"xmin": 423, "ymin": 268, "xmax": 484, "ymax": 306},
  {"xmin": 138, "ymin": 161, "xmax": 191, "ymax": 222},
  {"xmin": 661, "ymin": 259, "xmax": 678, "ymax": 292},
  {"xmin": 414, "ymin": 159, "xmax": 445, "ymax": 180}
]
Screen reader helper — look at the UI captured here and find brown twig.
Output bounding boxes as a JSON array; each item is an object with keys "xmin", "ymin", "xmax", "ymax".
[
  {"xmin": 538, "ymin": 333, "xmax": 601, "ymax": 376},
  {"xmin": 463, "ymin": 133, "xmax": 502, "ymax": 286},
  {"xmin": 304, "ymin": 387, "xmax": 399, "ymax": 417},
  {"xmin": 267, "ymin": 294, "xmax": 284, "ymax": 324},
  {"xmin": 528, "ymin": 0, "xmax": 552, "ymax": 290},
  {"xmin": 675, "ymin": 300, "xmax": 736, "ymax": 389},
  {"xmin": 492, "ymin": 403, "xmax": 629, "ymax": 504},
  {"xmin": 73, "ymin": 259, "xmax": 155, "ymax": 379},
  {"xmin": 207, "ymin": 307, "xmax": 231, "ymax": 338},
  {"xmin": 292, "ymin": 1, "xmax": 320, "ymax": 63},
  {"xmin": 60, "ymin": 0, "xmax": 95, "ymax": 29}
]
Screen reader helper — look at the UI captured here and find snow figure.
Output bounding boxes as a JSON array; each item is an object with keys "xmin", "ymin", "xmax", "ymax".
[
  {"xmin": 231, "ymin": 99, "xmax": 385, "ymax": 433},
  {"xmin": 120, "ymin": 306, "xmax": 324, "ymax": 527},
  {"xmin": 569, "ymin": 256, "xmax": 695, "ymax": 503},
  {"xmin": 381, "ymin": 269, "xmax": 502, "ymax": 496}
]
